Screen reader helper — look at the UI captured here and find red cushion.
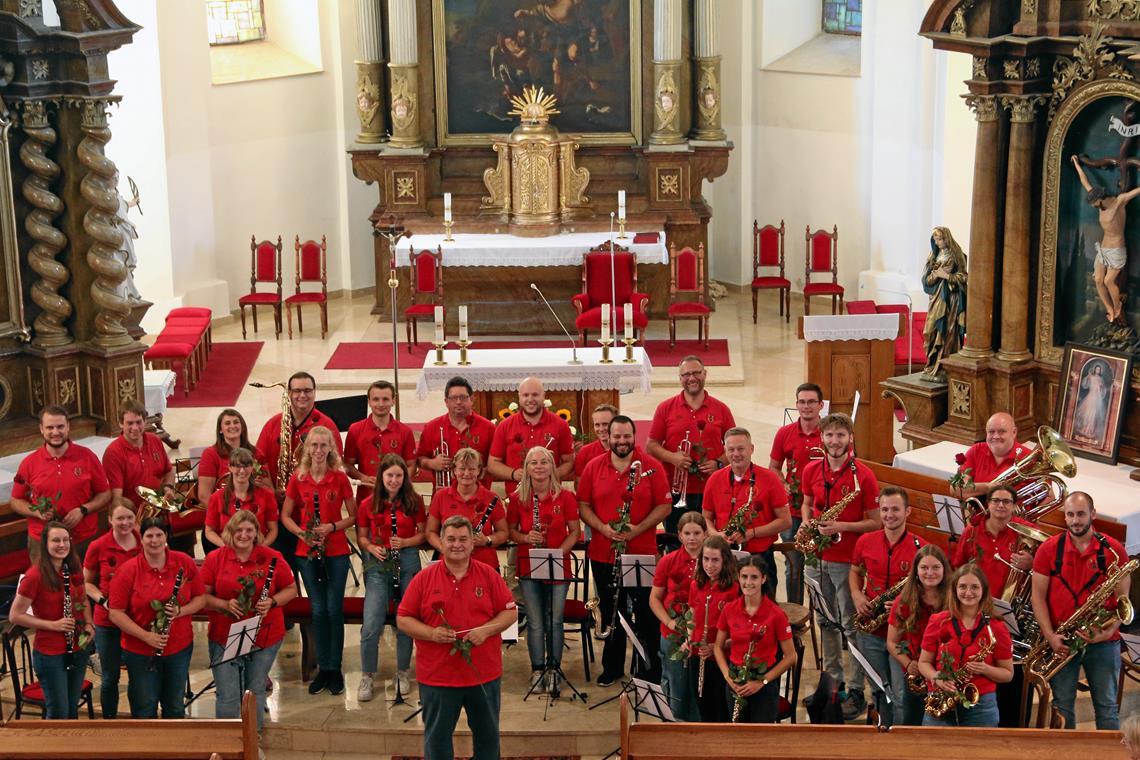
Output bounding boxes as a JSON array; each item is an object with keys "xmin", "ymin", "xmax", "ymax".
[
  {"xmin": 167, "ymin": 307, "xmax": 212, "ymax": 320},
  {"xmin": 667, "ymin": 302, "xmax": 710, "ymax": 316},
  {"xmin": 564, "ymin": 599, "xmax": 588, "ymax": 621},
  {"xmin": 145, "ymin": 342, "xmax": 193, "ymax": 359},
  {"xmin": 574, "ymin": 303, "xmax": 648, "ymax": 331},
  {"xmin": 583, "ymin": 251, "xmax": 635, "ymax": 310},
  {"xmin": 343, "ymin": 597, "xmax": 365, "ymax": 617},
  {"xmin": 299, "ymin": 241, "xmax": 323, "ymax": 281},
  {"xmin": 674, "ymin": 248, "xmax": 699, "ymax": 291},
  {"xmin": 0, "ymin": 548, "xmax": 29, "ymax": 579},
  {"xmin": 803, "ymin": 282, "xmax": 844, "ymax": 296},
  {"xmin": 254, "ymin": 243, "xmax": 279, "ymax": 282},
  {"xmin": 405, "ymin": 303, "xmax": 438, "ymax": 317},
  {"xmin": 164, "ymin": 317, "xmax": 209, "ymax": 328},
  {"xmin": 875, "ymin": 304, "xmax": 908, "ymax": 316},
  {"xmin": 810, "ymin": 232, "xmax": 834, "ymax": 272},
  {"xmin": 778, "ymin": 695, "xmax": 792, "ymax": 717},
  {"xmin": 24, "ymin": 680, "xmax": 92, "ymax": 703},
  {"xmin": 168, "ymin": 509, "xmax": 206, "ymax": 533},
  {"xmin": 286, "ymin": 292, "xmax": 326, "ymax": 304},
  {"xmin": 157, "ymin": 330, "xmax": 204, "ymax": 343},
  {"xmin": 633, "ymin": 232, "xmax": 659, "ymax": 244},
  {"xmin": 412, "ymin": 251, "xmax": 438, "ymax": 294},
  {"xmin": 845, "ymin": 300, "xmax": 877, "ymax": 315},
  {"xmin": 239, "ymin": 292, "xmax": 281, "ymax": 305},
  {"xmin": 757, "ymin": 226, "xmax": 782, "ymax": 267},
  {"xmin": 752, "ymin": 276, "xmax": 790, "ymax": 289}
]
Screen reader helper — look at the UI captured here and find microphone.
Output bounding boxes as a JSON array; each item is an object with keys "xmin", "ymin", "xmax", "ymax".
[{"xmin": 530, "ymin": 283, "xmax": 583, "ymax": 365}]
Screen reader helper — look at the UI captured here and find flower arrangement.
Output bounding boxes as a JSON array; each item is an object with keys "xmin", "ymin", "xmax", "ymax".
[
  {"xmin": 664, "ymin": 602, "xmax": 694, "ymax": 660},
  {"xmin": 29, "ymin": 490, "xmax": 61, "ymax": 518}
]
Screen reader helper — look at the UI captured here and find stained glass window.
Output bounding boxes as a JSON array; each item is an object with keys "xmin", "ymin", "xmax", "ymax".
[
  {"xmin": 822, "ymin": 0, "xmax": 862, "ymax": 35},
  {"xmin": 206, "ymin": 0, "xmax": 266, "ymax": 46}
]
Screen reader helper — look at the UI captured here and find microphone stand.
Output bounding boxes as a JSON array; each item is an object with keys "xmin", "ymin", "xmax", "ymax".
[{"xmin": 531, "ymin": 283, "xmax": 583, "ymax": 364}]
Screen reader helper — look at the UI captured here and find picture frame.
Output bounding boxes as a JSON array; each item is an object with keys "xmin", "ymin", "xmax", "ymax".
[
  {"xmin": 431, "ymin": 0, "xmax": 642, "ymax": 147},
  {"xmin": 1053, "ymin": 342, "xmax": 1133, "ymax": 464}
]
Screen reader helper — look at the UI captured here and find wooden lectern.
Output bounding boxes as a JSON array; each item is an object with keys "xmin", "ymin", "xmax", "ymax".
[{"xmin": 798, "ymin": 314, "xmax": 901, "ymax": 464}]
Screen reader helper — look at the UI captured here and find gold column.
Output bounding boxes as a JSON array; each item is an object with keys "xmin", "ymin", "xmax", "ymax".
[
  {"xmin": 692, "ymin": 56, "xmax": 724, "ymax": 141},
  {"xmin": 649, "ymin": 59, "xmax": 684, "ymax": 145},
  {"xmin": 958, "ymin": 94, "xmax": 1003, "ymax": 360},
  {"xmin": 387, "ymin": 63, "xmax": 421, "ymax": 149},
  {"xmin": 355, "ymin": 61, "xmax": 385, "ymax": 143}
]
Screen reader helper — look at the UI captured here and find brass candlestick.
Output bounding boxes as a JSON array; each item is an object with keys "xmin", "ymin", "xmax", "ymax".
[
  {"xmin": 622, "ymin": 336, "xmax": 637, "ymax": 363},
  {"xmin": 617, "ymin": 218, "xmax": 628, "ymax": 239},
  {"xmin": 598, "ymin": 337, "xmax": 614, "ymax": 363},
  {"xmin": 432, "ymin": 341, "xmax": 448, "ymax": 366},
  {"xmin": 457, "ymin": 339, "xmax": 472, "ymax": 365},
  {"xmin": 443, "ymin": 219, "xmax": 455, "ymax": 242}
]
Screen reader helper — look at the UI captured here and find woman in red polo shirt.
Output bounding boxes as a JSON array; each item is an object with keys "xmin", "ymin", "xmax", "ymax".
[
  {"xmin": 650, "ymin": 511, "xmax": 706, "ymax": 721},
  {"xmin": 9, "ymin": 522, "xmax": 94, "ymax": 718},
  {"xmin": 507, "ymin": 446, "xmax": 580, "ymax": 694},
  {"xmin": 82, "ymin": 499, "xmax": 141, "ymax": 718},
  {"xmin": 918, "ymin": 562, "xmax": 1013, "ymax": 727},
  {"xmin": 197, "ymin": 408, "xmax": 268, "ymax": 504},
  {"xmin": 426, "ymin": 448, "xmax": 507, "ymax": 569},
  {"xmin": 713, "ymin": 555, "xmax": 796, "ymax": 723},
  {"xmin": 688, "ymin": 534, "xmax": 739, "ymax": 722},
  {"xmin": 107, "ymin": 516, "xmax": 205, "ymax": 718},
  {"xmin": 279, "ymin": 425, "xmax": 357, "ymax": 697},
  {"xmin": 886, "ymin": 543, "xmax": 950, "ymax": 725},
  {"xmin": 356, "ymin": 454, "xmax": 426, "ymax": 702},
  {"xmin": 204, "ymin": 447, "xmax": 279, "ymax": 554},
  {"xmin": 201, "ymin": 509, "xmax": 297, "ymax": 732}
]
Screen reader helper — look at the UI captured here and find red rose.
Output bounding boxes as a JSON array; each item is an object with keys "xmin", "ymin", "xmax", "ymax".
[
  {"xmin": 696, "ymin": 421, "xmax": 707, "ymax": 431},
  {"xmin": 939, "ymin": 628, "xmax": 953, "ymax": 644},
  {"xmin": 621, "ymin": 493, "xmax": 633, "ymax": 504},
  {"xmin": 514, "ymin": 434, "xmax": 524, "ymax": 444},
  {"xmin": 954, "ymin": 453, "xmax": 967, "ymax": 466},
  {"xmin": 671, "ymin": 602, "xmax": 684, "ymax": 614}
]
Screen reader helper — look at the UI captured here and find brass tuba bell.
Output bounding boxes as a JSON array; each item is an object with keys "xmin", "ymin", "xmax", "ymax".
[{"xmin": 963, "ymin": 426, "xmax": 1077, "ymax": 523}]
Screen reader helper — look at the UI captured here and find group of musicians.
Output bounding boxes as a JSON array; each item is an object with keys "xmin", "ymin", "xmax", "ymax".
[{"xmin": 4, "ymin": 358, "xmax": 1134, "ymax": 758}]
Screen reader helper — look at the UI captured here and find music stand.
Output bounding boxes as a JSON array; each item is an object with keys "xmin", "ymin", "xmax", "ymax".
[
  {"xmin": 932, "ymin": 494, "xmax": 966, "ymax": 538},
  {"xmin": 522, "ymin": 548, "xmax": 588, "ymax": 711},
  {"xmin": 630, "ymin": 677, "xmax": 676, "ymax": 722},
  {"xmin": 804, "ymin": 575, "xmax": 841, "ymax": 633},
  {"xmin": 212, "ymin": 616, "xmax": 262, "ymax": 667},
  {"xmin": 848, "ymin": 639, "xmax": 891, "ymax": 728}
]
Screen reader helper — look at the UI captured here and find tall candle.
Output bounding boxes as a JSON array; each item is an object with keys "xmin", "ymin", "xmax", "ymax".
[
  {"xmin": 459, "ymin": 305, "xmax": 468, "ymax": 342},
  {"xmin": 443, "ymin": 192, "xmax": 452, "ymax": 223},
  {"xmin": 601, "ymin": 304, "xmax": 611, "ymax": 342},
  {"xmin": 624, "ymin": 302, "xmax": 633, "ymax": 340},
  {"xmin": 618, "ymin": 190, "xmax": 626, "ymax": 221},
  {"xmin": 434, "ymin": 305, "xmax": 444, "ymax": 343}
]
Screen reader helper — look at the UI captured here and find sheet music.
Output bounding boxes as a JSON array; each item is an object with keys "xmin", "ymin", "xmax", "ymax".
[
  {"xmin": 932, "ymin": 494, "xmax": 966, "ymax": 535},
  {"xmin": 731, "ymin": 549, "xmax": 750, "ymax": 565},
  {"xmin": 804, "ymin": 575, "xmax": 837, "ymax": 624},
  {"xmin": 620, "ymin": 554, "xmax": 657, "ymax": 587},
  {"xmin": 618, "ymin": 611, "xmax": 648, "ymax": 662},
  {"xmin": 527, "ymin": 548, "xmax": 565, "ymax": 581},
  {"xmin": 848, "ymin": 641, "xmax": 891, "ymax": 704},
  {"xmin": 631, "ymin": 678, "xmax": 676, "ymax": 722},
  {"xmin": 503, "ymin": 619, "xmax": 520, "ymax": 643}
]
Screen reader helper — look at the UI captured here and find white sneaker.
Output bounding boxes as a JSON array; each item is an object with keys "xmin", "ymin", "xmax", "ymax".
[
  {"xmin": 396, "ymin": 670, "xmax": 411, "ymax": 695},
  {"xmin": 530, "ymin": 670, "xmax": 544, "ymax": 690},
  {"xmin": 357, "ymin": 675, "xmax": 374, "ymax": 702}
]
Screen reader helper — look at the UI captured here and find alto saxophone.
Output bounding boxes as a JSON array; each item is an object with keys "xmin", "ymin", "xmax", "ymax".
[
  {"xmin": 924, "ymin": 624, "xmax": 996, "ymax": 718},
  {"xmin": 250, "ymin": 381, "xmax": 295, "ymax": 490},
  {"xmin": 855, "ymin": 575, "xmax": 909, "ymax": 634},
  {"xmin": 793, "ymin": 460, "xmax": 860, "ymax": 558}
]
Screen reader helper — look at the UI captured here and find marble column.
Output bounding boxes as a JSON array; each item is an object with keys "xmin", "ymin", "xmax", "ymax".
[
  {"xmin": 959, "ymin": 94, "xmax": 1003, "ymax": 360},
  {"xmin": 691, "ymin": 0, "xmax": 724, "ymax": 141},
  {"xmin": 354, "ymin": 0, "xmax": 385, "ymax": 143},
  {"xmin": 649, "ymin": 0, "xmax": 684, "ymax": 146},
  {"xmin": 387, "ymin": 0, "xmax": 422, "ymax": 150},
  {"xmin": 996, "ymin": 95, "xmax": 1045, "ymax": 364}
]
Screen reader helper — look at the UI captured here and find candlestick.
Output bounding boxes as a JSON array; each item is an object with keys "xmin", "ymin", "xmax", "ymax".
[
  {"xmin": 434, "ymin": 305, "xmax": 444, "ymax": 343},
  {"xmin": 598, "ymin": 337, "xmax": 614, "ymax": 364},
  {"xmin": 432, "ymin": 340, "xmax": 448, "ymax": 366},
  {"xmin": 623, "ymin": 302, "xmax": 633, "ymax": 341},
  {"xmin": 617, "ymin": 218, "xmax": 627, "ymax": 239},
  {"xmin": 458, "ymin": 305, "xmax": 468, "ymax": 342},
  {"xmin": 457, "ymin": 339, "xmax": 472, "ymax": 366},
  {"xmin": 443, "ymin": 219, "xmax": 455, "ymax": 242},
  {"xmin": 622, "ymin": 336, "xmax": 637, "ymax": 363},
  {"xmin": 600, "ymin": 304, "xmax": 610, "ymax": 343}
]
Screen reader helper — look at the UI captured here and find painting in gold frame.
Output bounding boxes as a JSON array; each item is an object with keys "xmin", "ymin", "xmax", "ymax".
[{"xmin": 1053, "ymin": 342, "xmax": 1133, "ymax": 465}]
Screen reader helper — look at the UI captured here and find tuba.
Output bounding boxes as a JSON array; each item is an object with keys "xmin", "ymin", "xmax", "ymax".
[
  {"xmin": 962, "ymin": 426, "xmax": 1076, "ymax": 522},
  {"xmin": 250, "ymin": 381, "xmax": 296, "ymax": 491}
]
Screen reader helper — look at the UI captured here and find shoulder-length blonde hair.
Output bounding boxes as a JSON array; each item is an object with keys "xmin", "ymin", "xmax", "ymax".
[
  {"xmin": 516, "ymin": 446, "xmax": 563, "ymax": 502},
  {"xmin": 222, "ymin": 509, "xmax": 261, "ymax": 547},
  {"xmin": 297, "ymin": 425, "xmax": 343, "ymax": 473}
]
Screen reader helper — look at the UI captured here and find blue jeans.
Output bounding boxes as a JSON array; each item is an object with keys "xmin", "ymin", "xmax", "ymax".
[
  {"xmin": 32, "ymin": 648, "xmax": 90, "ymax": 718},
  {"xmin": 297, "ymin": 553, "xmax": 350, "ymax": 671},
  {"xmin": 805, "ymin": 560, "xmax": 864, "ymax": 696},
  {"xmin": 922, "ymin": 689, "xmax": 998, "ymax": 727},
  {"xmin": 360, "ymin": 548, "xmax": 420, "ymax": 674},
  {"xmin": 659, "ymin": 636, "xmax": 699, "ymax": 721},
  {"xmin": 422, "ymin": 679, "xmax": 502, "ymax": 760},
  {"xmin": 887, "ymin": 655, "xmax": 925, "ymax": 726},
  {"xmin": 94, "ymin": 624, "xmax": 123, "ymax": 718},
  {"xmin": 209, "ymin": 639, "xmax": 282, "ymax": 732},
  {"xmin": 122, "ymin": 644, "xmax": 192, "ymax": 718},
  {"xmin": 781, "ymin": 516, "xmax": 804, "ymax": 605},
  {"xmin": 1050, "ymin": 639, "xmax": 1121, "ymax": 729},
  {"xmin": 856, "ymin": 632, "xmax": 893, "ymax": 727},
  {"xmin": 520, "ymin": 579, "xmax": 569, "ymax": 671}
]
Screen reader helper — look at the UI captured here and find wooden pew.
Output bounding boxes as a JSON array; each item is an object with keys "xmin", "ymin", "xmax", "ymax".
[
  {"xmin": 619, "ymin": 693, "xmax": 1121, "ymax": 760},
  {"xmin": 1, "ymin": 690, "xmax": 258, "ymax": 759}
]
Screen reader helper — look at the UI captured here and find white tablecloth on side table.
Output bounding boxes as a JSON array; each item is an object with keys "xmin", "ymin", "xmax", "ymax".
[
  {"xmin": 144, "ymin": 369, "xmax": 177, "ymax": 416},
  {"xmin": 394, "ymin": 231, "xmax": 667, "ymax": 268}
]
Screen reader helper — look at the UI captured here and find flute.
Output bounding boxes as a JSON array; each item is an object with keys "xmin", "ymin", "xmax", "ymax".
[
  {"xmin": 61, "ymin": 562, "xmax": 76, "ymax": 671},
  {"xmin": 697, "ymin": 593, "xmax": 712, "ymax": 697},
  {"xmin": 390, "ymin": 500, "xmax": 401, "ymax": 598}
]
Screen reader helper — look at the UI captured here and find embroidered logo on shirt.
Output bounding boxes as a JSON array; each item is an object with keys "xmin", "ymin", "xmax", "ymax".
[{"xmin": 475, "ymin": 586, "xmax": 484, "ymax": 598}]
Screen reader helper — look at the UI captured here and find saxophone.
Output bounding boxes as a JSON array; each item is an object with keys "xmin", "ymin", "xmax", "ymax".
[
  {"xmin": 1023, "ymin": 555, "xmax": 1138, "ymax": 681},
  {"xmin": 855, "ymin": 575, "xmax": 909, "ymax": 634},
  {"xmin": 250, "ymin": 381, "xmax": 294, "ymax": 490},
  {"xmin": 924, "ymin": 624, "xmax": 996, "ymax": 718},
  {"xmin": 793, "ymin": 455, "xmax": 860, "ymax": 558}
]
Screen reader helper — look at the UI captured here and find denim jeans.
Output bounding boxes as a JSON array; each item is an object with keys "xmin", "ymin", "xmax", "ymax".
[
  {"xmin": 297, "ymin": 553, "xmax": 350, "ymax": 671},
  {"xmin": 94, "ymin": 624, "xmax": 123, "ymax": 718},
  {"xmin": 422, "ymin": 678, "xmax": 502, "ymax": 760},
  {"xmin": 122, "ymin": 644, "xmax": 192, "ymax": 718},
  {"xmin": 1050, "ymin": 639, "xmax": 1121, "ymax": 729},
  {"xmin": 855, "ymin": 632, "xmax": 893, "ymax": 727},
  {"xmin": 209, "ymin": 639, "xmax": 282, "ymax": 731},
  {"xmin": 520, "ymin": 579, "xmax": 569, "ymax": 671},
  {"xmin": 805, "ymin": 559, "xmax": 864, "ymax": 695},
  {"xmin": 659, "ymin": 636, "xmax": 699, "ymax": 721},
  {"xmin": 360, "ymin": 548, "xmax": 419, "ymax": 674},
  {"xmin": 887, "ymin": 655, "xmax": 925, "ymax": 725},
  {"xmin": 922, "ymin": 689, "xmax": 999, "ymax": 727},
  {"xmin": 32, "ymin": 648, "xmax": 90, "ymax": 718},
  {"xmin": 781, "ymin": 516, "xmax": 804, "ymax": 605}
]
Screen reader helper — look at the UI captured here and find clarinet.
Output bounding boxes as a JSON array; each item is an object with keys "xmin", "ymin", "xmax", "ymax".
[
  {"xmin": 257, "ymin": 558, "xmax": 278, "ymax": 618},
  {"xmin": 390, "ymin": 500, "xmax": 402, "ymax": 599},
  {"xmin": 697, "ymin": 592, "xmax": 712, "ymax": 697},
  {"xmin": 148, "ymin": 568, "xmax": 185, "ymax": 671},
  {"xmin": 532, "ymin": 492, "xmax": 543, "ymax": 536},
  {"xmin": 475, "ymin": 495, "xmax": 498, "ymax": 535},
  {"xmin": 61, "ymin": 562, "xmax": 76, "ymax": 671}
]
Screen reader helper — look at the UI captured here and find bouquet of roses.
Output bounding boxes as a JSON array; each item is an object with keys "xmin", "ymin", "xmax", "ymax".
[
  {"xmin": 30, "ymin": 490, "xmax": 61, "ymax": 519},
  {"xmin": 664, "ymin": 601, "xmax": 694, "ymax": 661},
  {"xmin": 608, "ymin": 495, "xmax": 633, "ymax": 555},
  {"xmin": 232, "ymin": 568, "xmax": 266, "ymax": 617}
]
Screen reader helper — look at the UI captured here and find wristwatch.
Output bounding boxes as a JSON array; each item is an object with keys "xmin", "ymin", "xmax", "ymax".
[{"xmin": 78, "ymin": 505, "xmax": 89, "ymax": 517}]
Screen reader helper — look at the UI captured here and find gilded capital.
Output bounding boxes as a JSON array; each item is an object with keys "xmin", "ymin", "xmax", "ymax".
[
  {"xmin": 964, "ymin": 94, "xmax": 999, "ymax": 123},
  {"xmin": 1001, "ymin": 94, "xmax": 1047, "ymax": 123}
]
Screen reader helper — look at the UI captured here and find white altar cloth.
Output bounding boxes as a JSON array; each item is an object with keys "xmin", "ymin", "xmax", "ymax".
[
  {"xmin": 416, "ymin": 347, "xmax": 653, "ymax": 399},
  {"xmin": 144, "ymin": 369, "xmax": 177, "ymax": 417},
  {"xmin": 803, "ymin": 313, "xmax": 899, "ymax": 342},
  {"xmin": 394, "ymin": 231, "xmax": 667, "ymax": 268}
]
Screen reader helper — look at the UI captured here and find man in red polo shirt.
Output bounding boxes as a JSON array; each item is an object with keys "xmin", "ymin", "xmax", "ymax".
[
  {"xmin": 798, "ymin": 412, "xmax": 880, "ymax": 720},
  {"xmin": 578, "ymin": 415, "xmax": 671, "ymax": 686},
  {"xmin": 1031, "ymin": 491, "xmax": 1129, "ymax": 730},
  {"xmin": 573, "ymin": 403, "xmax": 618, "ymax": 479},
  {"xmin": 11, "ymin": 405, "xmax": 111, "ymax": 559},
  {"xmin": 702, "ymin": 427, "xmax": 791, "ymax": 599},
  {"xmin": 769, "ymin": 382, "xmax": 824, "ymax": 604},
  {"xmin": 488, "ymin": 377, "xmax": 573, "ymax": 495},
  {"xmin": 849, "ymin": 486, "xmax": 924, "ymax": 728},
  {"xmin": 416, "ymin": 376, "xmax": 496, "ymax": 489},
  {"xmin": 957, "ymin": 412, "xmax": 1030, "ymax": 497},
  {"xmin": 648, "ymin": 356, "xmax": 735, "ymax": 535},
  {"xmin": 344, "ymin": 380, "xmax": 416, "ymax": 501},
  {"xmin": 398, "ymin": 515, "xmax": 517, "ymax": 760}
]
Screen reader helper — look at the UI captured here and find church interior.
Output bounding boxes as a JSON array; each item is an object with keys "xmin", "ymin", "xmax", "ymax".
[{"xmin": 2, "ymin": 1, "xmax": 1140, "ymax": 759}]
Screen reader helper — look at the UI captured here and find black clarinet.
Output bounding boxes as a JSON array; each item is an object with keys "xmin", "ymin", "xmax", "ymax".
[
  {"xmin": 474, "ymin": 496, "xmax": 498, "ymax": 549},
  {"xmin": 257, "ymin": 558, "xmax": 278, "ymax": 618},
  {"xmin": 390, "ymin": 500, "xmax": 402, "ymax": 599},
  {"xmin": 309, "ymin": 491, "xmax": 326, "ymax": 583},
  {"xmin": 148, "ymin": 568, "xmax": 185, "ymax": 671}
]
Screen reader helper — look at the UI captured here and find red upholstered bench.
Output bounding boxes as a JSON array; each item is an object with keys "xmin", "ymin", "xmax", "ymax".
[{"xmin": 143, "ymin": 342, "xmax": 197, "ymax": 395}]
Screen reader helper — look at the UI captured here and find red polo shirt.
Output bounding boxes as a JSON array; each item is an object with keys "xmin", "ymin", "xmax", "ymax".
[
  {"xmin": 959, "ymin": 440, "xmax": 1027, "ymax": 486},
  {"xmin": 1033, "ymin": 531, "xmax": 1129, "ymax": 635},
  {"xmin": 397, "ymin": 558, "xmax": 516, "ymax": 687},
  {"xmin": 416, "ymin": 412, "xmax": 496, "ymax": 469},
  {"xmin": 255, "ymin": 409, "xmax": 342, "ymax": 489},
  {"xmin": 344, "ymin": 416, "xmax": 417, "ymax": 500},
  {"xmin": 951, "ymin": 517, "xmax": 1035, "ymax": 594},
  {"xmin": 574, "ymin": 439, "xmax": 608, "ymax": 478},
  {"xmin": 357, "ymin": 494, "xmax": 426, "ymax": 542},
  {"xmin": 688, "ymin": 579, "xmax": 740, "ymax": 649},
  {"xmin": 769, "ymin": 419, "xmax": 822, "ymax": 507},
  {"xmin": 921, "ymin": 612, "xmax": 1013, "ymax": 696},
  {"xmin": 205, "ymin": 486, "xmax": 279, "ymax": 537},
  {"xmin": 13, "ymin": 442, "xmax": 110, "ymax": 543},
  {"xmin": 284, "ymin": 470, "xmax": 355, "ymax": 558},
  {"xmin": 888, "ymin": 597, "xmax": 938, "ymax": 665},
  {"xmin": 800, "ymin": 457, "xmax": 880, "ymax": 563},
  {"xmin": 83, "ymin": 531, "xmax": 142, "ymax": 627},
  {"xmin": 102, "ymin": 433, "xmax": 172, "ymax": 508},
  {"xmin": 653, "ymin": 548, "xmax": 699, "ymax": 637},
  {"xmin": 200, "ymin": 544, "xmax": 295, "ymax": 649},
  {"xmin": 717, "ymin": 595, "xmax": 792, "ymax": 670},
  {"xmin": 648, "ymin": 392, "xmax": 736, "ymax": 495},
  {"xmin": 108, "ymin": 550, "xmax": 204, "ymax": 657},
  {"xmin": 18, "ymin": 563, "xmax": 88, "ymax": 655},
  {"xmin": 702, "ymin": 464, "xmax": 789, "ymax": 553},
  {"xmin": 851, "ymin": 529, "xmax": 925, "ymax": 636},
  {"xmin": 198, "ymin": 443, "xmax": 268, "ymax": 481},
  {"xmin": 577, "ymin": 448, "xmax": 670, "ymax": 563},
  {"xmin": 506, "ymin": 489, "xmax": 579, "ymax": 578},
  {"xmin": 429, "ymin": 485, "xmax": 506, "ymax": 568},
  {"xmin": 489, "ymin": 409, "xmax": 573, "ymax": 494}
]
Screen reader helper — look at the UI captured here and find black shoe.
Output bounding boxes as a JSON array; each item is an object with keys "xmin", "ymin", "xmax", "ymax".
[
  {"xmin": 308, "ymin": 670, "xmax": 330, "ymax": 695},
  {"xmin": 841, "ymin": 691, "xmax": 866, "ymax": 720},
  {"xmin": 328, "ymin": 670, "xmax": 345, "ymax": 696},
  {"xmin": 597, "ymin": 672, "xmax": 622, "ymax": 687}
]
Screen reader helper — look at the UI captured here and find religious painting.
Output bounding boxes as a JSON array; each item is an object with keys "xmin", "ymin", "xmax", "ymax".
[
  {"xmin": 1054, "ymin": 342, "xmax": 1132, "ymax": 464},
  {"xmin": 431, "ymin": 0, "xmax": 641, "ymax": 146}
]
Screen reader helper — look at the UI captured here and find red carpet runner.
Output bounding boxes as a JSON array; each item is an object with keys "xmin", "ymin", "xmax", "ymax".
[{"xmin": 167, "ymin": 342, "xmax": 263, "ymax": 408}]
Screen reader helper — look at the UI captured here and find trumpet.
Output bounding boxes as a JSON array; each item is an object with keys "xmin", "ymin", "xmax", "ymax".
[
  {"xmin": 962, "ymin": 426, "xmax": 1076, "ymax": 523},
  {"xmin": 435, "ymin": 427, "xmax": 452, "ymax": 489},
  {"xmin": 670, "ymin": 431, "xmax": 691, "ymax": 509}
]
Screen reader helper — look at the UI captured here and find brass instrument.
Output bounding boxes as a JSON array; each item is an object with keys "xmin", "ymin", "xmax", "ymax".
[
  {"xmin": 854, "ymin": 574, "xmax": 909, "ymax": 634},
  {"xmin": 1023, "ymin": 554, "xmax": 1138, "ymax": 681},
  {"xmin": 793, "ymin": 455, "xmax": 859, "ymax": 558},
  {"xmin": 135, "ymin": 485, "xmax": 202, "ymax": 522},
  {"xmin": 697, "ymin": 593, "xmax": 712, "ymax": 697},
  {"xmin": 924, "ymin": 625, "xmax": 996, "ymax": 718},
  {"xmin": 670, "ymin": 431, "xmax": 692, "ymax": 509},
  {"xmin": 906, "ymin": 671, "xmax": 926, "ymax": 694},
  {"xmin": 435, "ymin": 427, "xmax": 452, "ymax": 489},
  {"xmin": 962, "ymin": 426, "xmax": 1076, "ymax": 522},
  {"xmin": 148, "ymin": 568, "xmax": 185, "ymax": 671},
  {"xmin": 250, "ymin": 381, "xmax": 295, "ymax": 490}
]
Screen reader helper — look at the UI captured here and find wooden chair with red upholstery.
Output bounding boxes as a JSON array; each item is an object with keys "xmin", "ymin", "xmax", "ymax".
[
  {"xmin": 803, "ymin": 225, "xmax": 843, "ymax": 315},
  {"xmin": 286, "ymin": 235, "xmax": 329, "ymax": 339},
  {"xmin": 238, "ymin": 235, "xmax": 283, "ymax": 339},
  {"xmin": 404, "ymin": 246, "xmax": 444, "ymax": 351},
  {"xmin": 571, "ymin": 243, "xmax": 649, "ymax": 345},
  {"xmin": 666, "ymin": 242, "xmax": 709, "ymax": 348},
  {"xmin": 751, "ymin": 220, "xmax": 790, "ymax": 324}
]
